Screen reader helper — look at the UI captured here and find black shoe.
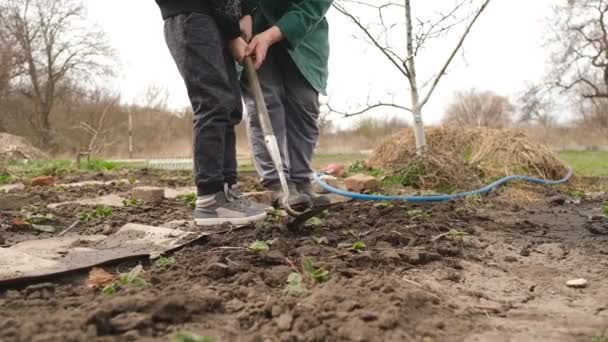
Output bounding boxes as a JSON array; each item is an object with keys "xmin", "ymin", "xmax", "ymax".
[
  {"xmin": 267, "ymin": 181, "xmax": 312, "ymax": 210},
  {"xmin": 296, "ymin": 182, "xmax": 331, "ymax": 206}
]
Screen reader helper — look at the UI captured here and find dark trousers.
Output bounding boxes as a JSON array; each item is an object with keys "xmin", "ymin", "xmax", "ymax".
[
  {"xmin": 164, "ymin": 13, "xmax": 242, "ymax": 195},
  {"xmin": 242, "ymin": 45, "xmax": 320, "ymax": 187}
]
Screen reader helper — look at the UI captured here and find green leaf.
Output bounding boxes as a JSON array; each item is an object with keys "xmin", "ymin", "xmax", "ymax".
[
  {"xmin": 283, "ymin": 272, "xmax": 306, "ymax": 297},
  {"xmin": 305, "ymin": 217, "xmax": 323, "ymax": 227},
  {"xmin": 154, "ymin": 256, "xmax": 176, "ymax": 268},
  {"xmin": 302, "ymin": 258, "xmax": 330, "ymax": 284},
  {"xmin": 373, "ymin": 202, "xmax": 393, "ymax": 209},
  {"xmin": 406, "ymin": 209, "xmax": 430, "ymax": 221},
  {"xmin": 351, "ymin": 241, "xmax": 366, "ymax": 252},
  {"xmin": 312, "ymin": 236, "xmax": 329, "ymax": 245},
  {"xmin": 602, "ymin": 201, "xmax": 608, "ymax": 216},
  {"xmin": 447, "ymin": 229, "xmax": 467, "ymax": 239},
  {"xmin": 249, "ymin": 240, "xmax": 270, "ymax": 253}
]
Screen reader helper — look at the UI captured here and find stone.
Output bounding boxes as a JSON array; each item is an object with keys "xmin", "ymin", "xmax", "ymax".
[
  {"xmin": 31, "ymin": 176, "xmax": 55, "ymax": 187},
  {"xmin": 47, "ymin": 194, "xmax": 126, "ymax": 209},
  {"xmin": 312, "ymin": 175, "xmax": 340, "ymax": 194},
  {"xmin": 276, "ymin": 313, "xmax": 293, "ymax": 332},
  {"xmin": 547, "ymin": 196, "xmax": 567, "ymax": 206},
  {"xmin": 31, "ymin": 225, "xmax": 56, "ymax": 233},
  {"xmin": 566, "ymin": 278, "xmax": 588, "ymax": 288},
  {"xmin": 245, "ymin": 191, "xmax": 274, "ymax": 206},
  {"xmin": 132, "ymin": 186, "xmax": 165, "ymax": 203},
  {"xmin": 0, "ymin": 195, "xmax": 28, "ymax": 210},
  {"xmin": 0, "ymin": 183, "xmax": 25, "ymax": 193},
  {"xmin": 163, "ymin": 187, "xmax": 197, "ymax": 199},
  {"xmin": 345, "ymin": 174, "xmax": 380, "ymax": 193}
]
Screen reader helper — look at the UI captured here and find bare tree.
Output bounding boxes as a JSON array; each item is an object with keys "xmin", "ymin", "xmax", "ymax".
[
  {"xmin": 544, "ymin": 0, "xmax": 608, "ymax": 135},
  {"xmin": 0, "ymin": 0, "xmax": 114, "ymax": 146},
  {"xmin": 443, "ymin": 88, "xmax": 513, "ymax": 128},
  {"xmin": 518, "ymin": 84, "xmax": 556, "ymax": 128},
  {"xmin": 550, "ymin": 0, "xmax": 608, "ymax": 98},
  {"xmin": 331, "ymin": 0, "xmax": 491, "ymax": 154}
]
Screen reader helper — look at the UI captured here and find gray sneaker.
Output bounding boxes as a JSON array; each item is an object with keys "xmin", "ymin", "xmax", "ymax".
[
  {"xmin": 194, "ymin": 185, "xmax": 267, "ymax": 226},
  {"xmin": 225, "ymin": 184, "xmax": 271, "ymax": 211},
  {"xmin": 296, "ymin": 182, "xmax": 331, "ymax": 207},
  {"xmin": 267, "ymin": 181, "xmax": 312, "ymax": 211}
]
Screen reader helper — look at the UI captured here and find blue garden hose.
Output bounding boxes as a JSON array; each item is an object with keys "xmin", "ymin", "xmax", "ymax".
[{"xmin": 313, "ymin": 169, "xmax": 573, "ymax": 203}]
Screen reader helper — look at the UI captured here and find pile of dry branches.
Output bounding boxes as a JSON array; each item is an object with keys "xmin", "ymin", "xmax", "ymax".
[{"xmin": 368, "ymin": 127, "xmax": 568, "ymax": 190}]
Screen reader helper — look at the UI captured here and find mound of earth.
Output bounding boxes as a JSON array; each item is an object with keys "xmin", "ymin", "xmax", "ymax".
[
  {"xmin": 367, "ymin": 127, "xmax": 569, "ymax": 190},
  {"xmin": 0, "ymin": 133, "xmax": 48, "ymax": 162}
]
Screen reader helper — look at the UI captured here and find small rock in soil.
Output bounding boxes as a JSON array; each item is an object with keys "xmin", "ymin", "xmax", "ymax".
[
  {"xmin": 504, "ymin": 256, "xmax": 518, "ymax": 263},
  {"xmin": 566, "ymin": 278, "xmax": 588, "ymax": 288},
  {"xmin": 547, "ymin": 196, "xmax": 567, "ymax": 206},
  {"xmin": 0, "ymin": 183, "xmax": 25, "ymax": 193},
  {"xmin": 32, "ymin": 224, "xmax": 56, "ymax": 233},
  {"xmin": 276, "ymin": 313, "xmax": 293, "ymax": 332},
  {"xmin": 132, "ymin": 186, "xmax": 165, "ymax": 203}
]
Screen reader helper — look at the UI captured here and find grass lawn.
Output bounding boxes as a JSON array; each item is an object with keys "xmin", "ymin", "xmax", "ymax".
[{"xmin": 555, "ymin": 150, "xmax": 608, "ymax": 177}]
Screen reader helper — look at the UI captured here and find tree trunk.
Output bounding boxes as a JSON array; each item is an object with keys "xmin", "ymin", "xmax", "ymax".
[{"xmin": 405, "ymin": 0, "xmax": 427, "ymax": 154}]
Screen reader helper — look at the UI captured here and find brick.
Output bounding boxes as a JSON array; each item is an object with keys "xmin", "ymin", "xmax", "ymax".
[
  {"xmin": 31, "ymin": 176, "xmax": 55, "ymax": 187},
  {"xmin": 345, "ymin": 174, "xmax": 380, "ymax": 193},
  {"xmin": 321, "ymin": 163, "xmax": 346, "ymax": 177},
  {"xmin": 132, "ymin": 186, "xmax": 165, "ymax": 203},
  {"xmin": 245, "ymin": 191, "xmax": 274, "ymax": 206},
  {"xmin": 312, "ymin": 175, "xmax": 341, "ymax": 194}
]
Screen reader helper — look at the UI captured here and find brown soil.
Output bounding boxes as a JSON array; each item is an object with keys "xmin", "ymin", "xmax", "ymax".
[{"xmin": 1, "ymin": 172, "xmax": 607, "ymax": 341}]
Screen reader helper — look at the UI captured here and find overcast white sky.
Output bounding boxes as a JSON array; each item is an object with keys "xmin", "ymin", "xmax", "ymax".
[{"xmin": 87, "ymin": 0, "xmax": 555, "ymax": 128}]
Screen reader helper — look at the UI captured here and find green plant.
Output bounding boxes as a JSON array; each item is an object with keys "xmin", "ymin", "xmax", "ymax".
[
  {"xmin": 351, "ymin": 241, "xmax": 366, "ymax": 252},
  {"xmin": 302, "ymin": 258, "xmax": 330, "ymax": 284},
  {"xmin": 171, "ymin": 332, "xmax": 217, "ymax": 342},
  {"xmin": 312, "ymin": 236, "xmax": 329, "ymax": 245},
  {"xmin": 102, "ymin": 265, "xmax": 147, "ymax": 296},
  {"xmin": 154, "ymin": 256, "xmax": 176, "ymax": 268},
  {"xmin": 248, "ymin": 240, "xmax": 271, "ymax": 253},
  {"xmin": 568, "ymin": 189, "xmax": 586, "ymax": 199},
  {"xmin": 95, "ymin": 205, "xmax": 113, "ymax": 218},
  {"xmin": 177, "ymin": 192, "xmax": 197, "ymax": 209},
  {"xmin": 0, "ymin": 172, "xmax": 12, "ymax": 185},
  {"xmin": 77, "ymin": 211, "xmax": 94, "ymax": 223},
  {"xmin": 602, "ymin": 201, "xmax": 608, "ymax": 217},
  {"xmin": 373, "ymin": 201, "xmax": 394, "ymax": 209},
  {"xmin": 123, "ymin": 198, "xmax": 143, "ymax": 208},
  {"xmin": 24, "ymin": 212, "xmax": 55, "ymax": 225},
  {"xmin": 77, "ymin": 205, "xmax": 113, "ymax": 223},
  {"xmin": 83, "ymin": 159, "xmax": 124, "ymax": 171},
  {"xmin": 447, "ymin": 229, "xmax": 468, "ymax": 239},
  {"xmin": 348, "ymin": 160, "xmax": 368, "ymax": 174},
  {"xmin": 305, "ymin": 217, "xmax": 323, "ymax": 227},
  {"xmin": 283, "ymin": 273, "xmax": 306, "ymax": 297},
  {"xmin": 406, "ymin": 209, "xmax": 431, "ymax": 221},
  {"xmin": 464, "ymin": 194, "xmax": 483, "ymax": 207},
  {"xmin": 592, "ymin": 330, "xmax": 608, "ymax": 342}
]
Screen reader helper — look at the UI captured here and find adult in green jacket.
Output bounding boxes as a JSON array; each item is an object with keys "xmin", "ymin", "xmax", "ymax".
[{"xmin": 241, "ymin": 0, "xmax": 333, "ymax": 209}]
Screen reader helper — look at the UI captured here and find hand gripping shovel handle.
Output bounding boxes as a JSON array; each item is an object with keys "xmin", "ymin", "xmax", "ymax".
[{"xmin": 243, "ymin": 57, "xmax": 304, "ymax": 217}]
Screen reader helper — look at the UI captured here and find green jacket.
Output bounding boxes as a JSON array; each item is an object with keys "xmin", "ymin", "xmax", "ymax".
[{"xmin": 244, "ymin": 0, "xmax": 333, "ymax": 95}]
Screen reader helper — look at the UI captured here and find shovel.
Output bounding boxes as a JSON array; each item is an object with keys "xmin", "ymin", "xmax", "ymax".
[{"xmin": 243, "ymin": 56, "xmax": 303, "ymax": 217}]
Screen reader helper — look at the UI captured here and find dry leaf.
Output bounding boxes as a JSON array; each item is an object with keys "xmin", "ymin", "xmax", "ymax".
[{"xmin": 86, "ymin": 267, "xmax": 116, "ymax": 289}]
